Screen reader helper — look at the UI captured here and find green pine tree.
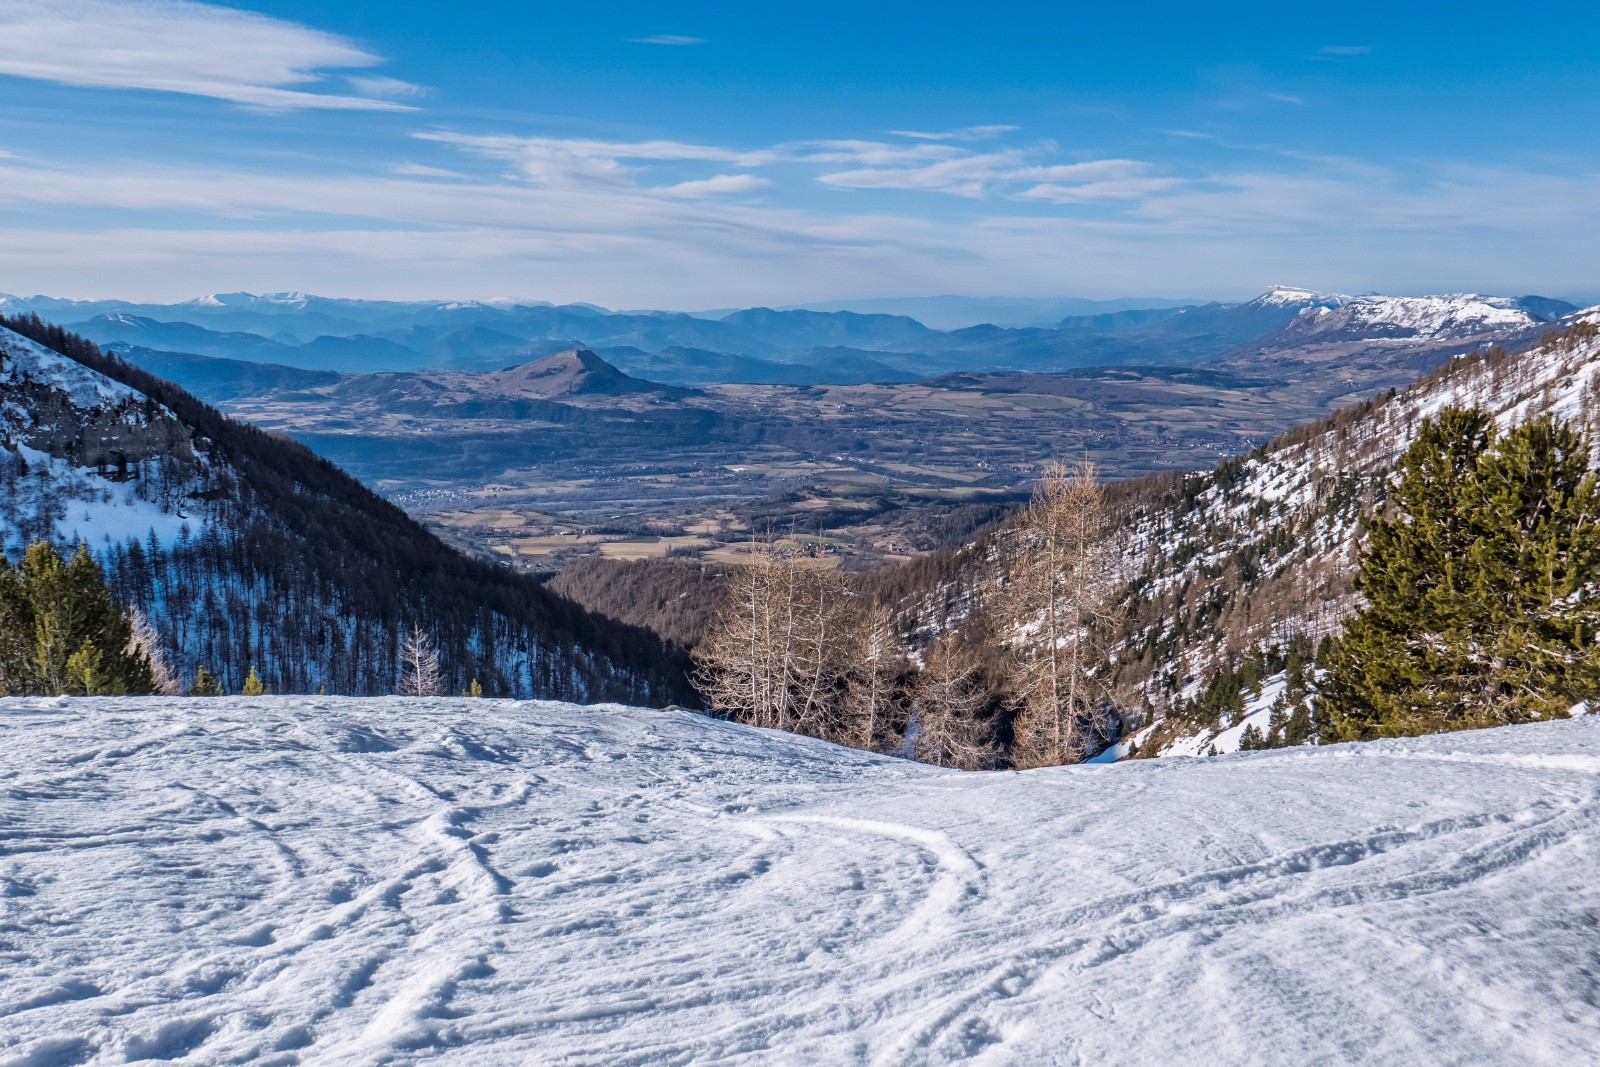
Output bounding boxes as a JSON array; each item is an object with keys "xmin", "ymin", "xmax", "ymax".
[
  {"xmin": 0, "ymin": 560, "xmax": 32, "ymax": 695},
  {"xmin": 0, "ymin": 542, "xmax": 156, "ymax": 696},
  {"xmin": 1321, "ymin": 410, "xmax": 1600, "ymax": 739},
  {"xmin": 466, "ymin": 678, "xmax": 483, "ymax": 698},
  {"xmin": 65, "ymin": 639, "xmax": 108, "ymax": 695},
  {"xmin": 1283, "ymin": 704, "xmax": 1313, "ymax": 746},
  {"xmin": 1459, "ymin": 416, "xmax": 1600, "ymax": 720},
  {"xmin": 241, "ymin": 667, "xmax": 267, "ymax": 696},
  {"xmin": 188, "ymin": 666, "xmax": 223, "ymax": 696}
]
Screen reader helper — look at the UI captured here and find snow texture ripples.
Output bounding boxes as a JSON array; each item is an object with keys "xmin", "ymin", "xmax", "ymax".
[{"xmin": 1, "ymin": 697, "xmax": 1597, "ymax": 1065}]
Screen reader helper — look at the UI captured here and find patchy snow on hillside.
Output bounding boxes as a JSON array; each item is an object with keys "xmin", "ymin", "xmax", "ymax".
[
  {"xmin": 0, "ymin": 324, "xmax": 212, "ymax": 555},
  {"xmin": 0, "ymin": 446, "xmax": 203, "ymax": 554},
  {"xmin": 0, "ymin": 327, "xmax": 138, "ymax": 408},
  {"xmin": 1115, "ymin": 314, "xmax": 1600, "ymax": 730},
  {"xmin": 3, "ymin": 697, "xmax": 1597, "ymax": 1065},
  {"xmin": 1144, "ymin": 673, "xmax": 1292, "ymax": 759}
]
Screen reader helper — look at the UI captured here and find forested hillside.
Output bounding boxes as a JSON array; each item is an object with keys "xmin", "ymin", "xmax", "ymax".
[
  {"xmin": 0, "ymin": 315, "xmax": 692, "ymax": 703},
  {"xmin": 670, "ymin": 312, "xmax": 1600, "ymax": 767},
  {"xmin": 859, "ymin": 314, "xmax": 1600, "ymax": 757}
]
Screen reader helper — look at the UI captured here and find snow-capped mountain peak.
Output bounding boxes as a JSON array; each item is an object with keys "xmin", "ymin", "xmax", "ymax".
[
  {"xmin": 184, "ymin": 291, "xmax": 313, "ymax": 310},
  {"xmin": 1250, "ymin": 285, "xmax": 1351, "ymax": 309},
  {"xmin": 1255, "ymin": 292, "xmax": 1574, "ymax": 350}
]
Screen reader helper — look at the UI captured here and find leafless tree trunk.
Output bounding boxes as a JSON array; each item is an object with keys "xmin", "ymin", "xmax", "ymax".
[
  {"xmin": 847, "ymin": 599, "xmax": 903, "ymax": 751},
  {"xmin": 910, "ymin": 634, "xmax": 991, "ymax": 769},
  {"xmin": 1004, "ymin": 459, "xmax": 1119, "ymax": 767},
  {"xmin": 696, "ymin": 537, "xmax": 859, "ymax": 743},
  {"xmin": 399, "ymin": 623, "xmax": 442, "ymax": 697}
]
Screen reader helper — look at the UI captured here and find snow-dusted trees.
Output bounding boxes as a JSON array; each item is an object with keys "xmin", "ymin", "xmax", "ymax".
[
  {"xmin": 127, "ymin": 608, "xmax": 180, "ymax": 695},
  {"xmin": 1003, "ymin": 459, "xmax": 1119, "ymax": 768},
  {"xmin": 695, "ymin": 541, "xmax": 862, "ymax": 742},
  {"xmin": 399, "ymin": 624, "xmax": 442, "ymax": 697}
]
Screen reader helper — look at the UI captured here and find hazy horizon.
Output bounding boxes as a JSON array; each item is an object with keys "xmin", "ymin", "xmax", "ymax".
[{"xmin": 1, "ymin": 2, "xmax": 1597, "ymax": 305}]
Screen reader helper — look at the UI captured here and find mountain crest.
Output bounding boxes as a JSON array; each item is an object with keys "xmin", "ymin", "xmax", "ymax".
[{"xmin": 490, "ymin": 348, "xmax": 676, "ymax": 397}]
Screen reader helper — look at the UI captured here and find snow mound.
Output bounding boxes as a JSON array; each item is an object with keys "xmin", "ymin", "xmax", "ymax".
[{"xmin": 2, "ymin": 697, "xmax": 1597, "ymax": 1064}]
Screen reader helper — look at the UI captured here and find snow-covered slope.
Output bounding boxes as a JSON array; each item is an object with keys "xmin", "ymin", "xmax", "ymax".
[
  {"xmin": 1248, "ymin": 283, "xmax": 1350, "ymax": 309},
  {"xmin": 3, "ymin": 697, "xmax": 1597, "ymax": 1065},
  {"xmin": 1270, "ymin": 292, "xmax": 1556, "ymax": 345},
  {"xmin": 0, "ymin": 326, "xmax": 209, "ymax": 553}
]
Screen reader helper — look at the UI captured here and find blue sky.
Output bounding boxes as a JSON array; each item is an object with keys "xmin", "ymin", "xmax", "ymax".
[{"xmin": 0, "ymin": 0, "xmax": 1596, "ymax": 307}]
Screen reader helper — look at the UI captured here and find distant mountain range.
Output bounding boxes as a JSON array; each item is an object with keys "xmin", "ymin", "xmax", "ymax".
[
  {"xmin": 1, "ymin": 287, "xmax": 1577, "ymax": 387},
  {"xmin": 89, "ymin": 279, "xmax": 1584, "ymax": 576},
  {"xmin": 780, "ymin": 295, "xmax": 1199, "ymax": 330}
]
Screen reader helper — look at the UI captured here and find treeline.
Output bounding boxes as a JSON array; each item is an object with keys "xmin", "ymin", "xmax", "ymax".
[
  {"xmin": 1, "ymin": 314, "xmax": 695, "ymax": 704},
  {"xmin": 692, "ymin": 401, "xmax": 1600, "ymax": 766},
  {"xmin": 693, "ymin": 462, "xmax": 1122, "ymax": 768},
  {"xmin": 545, "ymin": 557, "xmax": 728, "ymax": 655}
]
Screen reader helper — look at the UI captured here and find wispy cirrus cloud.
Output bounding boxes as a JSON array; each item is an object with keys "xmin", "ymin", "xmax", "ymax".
[
  {"xmin": 1, "ymin": 146, "xmax": 1597, "ymax": 306},
  {"xmin": 887, "ymin": 125, "xmax": 1019, "ymax": 141},
  {"xmin": 409, "ymin": 128, "xmax": 1191, "ymax": 205},
  {"xmin": 0, "ymin": 0, "xmax": 418, "ymax": 110},
  {"xmin": 659, "ymin": 174, "xmax": 771, "ymax": 198},
  {"xmin": 629, "ymin": 35, "xmax": 705, "ymax": 46},
  {"xmin": 392, "ymin": 163, "xmax": 467, "ymax": 179},
  {"xmin": 416, "ymin": 132, "xmax": 779, "ymax": 189},
  {"xmin": 813, "ymin": 143, "xmax": 1180, "ymax": 202}
]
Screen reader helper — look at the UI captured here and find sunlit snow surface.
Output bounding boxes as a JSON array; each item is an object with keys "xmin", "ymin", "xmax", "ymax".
[{"xmin": 2, "ymin": 698, "xmax": 1598, "ymax": 1065}]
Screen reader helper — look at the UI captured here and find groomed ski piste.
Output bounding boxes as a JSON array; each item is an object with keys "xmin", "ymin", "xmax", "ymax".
[{"xmin": 2, "ymin": 698, "xmax": 1597, "ymax": 1065}]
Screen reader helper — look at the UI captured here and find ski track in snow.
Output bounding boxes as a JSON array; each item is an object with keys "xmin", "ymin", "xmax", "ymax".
[{"xmin": 1, "ymin": 699, "xmax": 1598, "ymax": 1065}]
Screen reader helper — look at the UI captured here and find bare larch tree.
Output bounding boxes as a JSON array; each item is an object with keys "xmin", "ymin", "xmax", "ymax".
[
  {"xmin": 399, "ymin": 623, "xmax": 442, "ymax": 697},
  {"xmin": 1003, "ymin": 459, "xmax": 1119, "ymax": 767},
  {"xmin": 846, "ymin": 599, "xmax": 903, "ymax": 752},
  {"xmin": 696, "ymin": 537, "xmax": 860, "ymax": 744},
  {"xmin": 910, "ymin": 633, "xmax": 991, "ymax": 769}
]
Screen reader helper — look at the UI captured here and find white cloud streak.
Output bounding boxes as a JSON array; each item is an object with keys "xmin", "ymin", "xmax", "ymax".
[
  {"xmin": 887, "ymin": 125, "xmax": 1019, "ymax": 141},
  {"xmin": 0, "ymin": 0, "xmax": 417, "ymax": 110},
  {"xmin": 814, "ymin": 146, "xmax": 1178, "ymax": 201},
  {"xmin": 416, "ymin": 132, "xmax": 780, "ymax": 189},
  {"xmin": 658, "ymin": 175, "xmax": 771, "ymax": 198},
  {"xmin": 629, "ymin": 35, "xmax": 706, "ymax": 46}
]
